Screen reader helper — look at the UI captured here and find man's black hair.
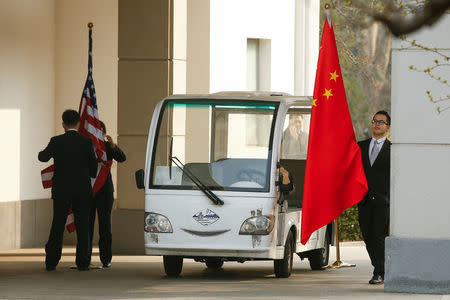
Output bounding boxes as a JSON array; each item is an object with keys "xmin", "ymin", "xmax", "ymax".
[
  {"xmin": 99, "ymin": 121, "xmax": 106, "ymax": 134},
  {"xmin": 374, "ymin": 110, "xmax": 391, "ymax": 125},
  {"xmin": 62, "ymin": 109, "xmax": 80, "ymax": 127}
]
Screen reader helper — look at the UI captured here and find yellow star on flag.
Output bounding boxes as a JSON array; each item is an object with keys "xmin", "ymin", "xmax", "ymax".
[
  {"xmin": 312, "ymin": 99, "xmax": 318, "ymax": 106},
  {"xmin": 330, "ymin": 71, "xmax": 339, "ymax": 82},
  {"xmin": 323, "ymin": 88, "xmax": 333, "ymax": 100}
]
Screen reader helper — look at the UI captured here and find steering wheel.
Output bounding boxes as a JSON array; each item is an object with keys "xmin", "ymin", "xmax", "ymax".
[
  {"xmin": 229, "ymin": 181, "xmax": 263, "ymax": 188},
  {"xmin": 230, "ymin": 169, "xmax": 266, "ymax": 188}
]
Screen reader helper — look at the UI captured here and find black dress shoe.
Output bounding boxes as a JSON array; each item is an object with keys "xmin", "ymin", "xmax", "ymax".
[
  {"xmin": 369, "ymin": 275, "xmax": 384, "ymax": 284},
  {"xmin": 46, "ymin": 266, "xmax": 56, "ymax": 271},
  {"xmin": 102, "ymin": 262, "xmax": 111, "ymax": 268},
  {"xmin": 77, "ymin": 266, "xmax": 90, "ymax": 271}
]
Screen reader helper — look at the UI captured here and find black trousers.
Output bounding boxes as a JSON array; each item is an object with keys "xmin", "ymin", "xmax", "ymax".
[
  {"xmin": 358, "ymin": 196, "xmax": 389, "ymax": 277},
  {"xmin": 45, "ymin": 195, "xmax": 90, "ymax": 268},
  {"xmin": 88, "ymin": 188, "xmax": 114, "ymax": 265}
]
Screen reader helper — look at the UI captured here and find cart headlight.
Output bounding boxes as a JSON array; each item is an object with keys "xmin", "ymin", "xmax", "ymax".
[
  {"xmin": 144, "ymin": 212, "xmax": 173, "ymax": 233},
  {"xmin": 239, "ymin": 215, "xmax": 274, "ymax": 235}
]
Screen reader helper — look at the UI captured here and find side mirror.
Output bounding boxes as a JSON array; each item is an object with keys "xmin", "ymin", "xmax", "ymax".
[{"xmin": 135, "ymin": 169, "xmax": 145, "ymax": 189}]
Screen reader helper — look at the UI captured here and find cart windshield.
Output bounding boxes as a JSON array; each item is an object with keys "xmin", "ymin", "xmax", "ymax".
[{"xmin": 150, "ymin": 100, "xmax": 278, "ymax": 192}]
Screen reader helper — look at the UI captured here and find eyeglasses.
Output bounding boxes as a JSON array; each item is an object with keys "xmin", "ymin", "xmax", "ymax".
[{"xmin": 372, "ymin": 119, "xmax": 388, "ymax": 125}]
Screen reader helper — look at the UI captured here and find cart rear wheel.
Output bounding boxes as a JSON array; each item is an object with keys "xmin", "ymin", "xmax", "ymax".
[
  {"xmin": 274, "ymin": 230, "xmax": 294, "ymax": 278},
  {"xmin": 205, "ymin": 258, "xmax": 224, "ymax": 269},
  {"xmin": 308, "ymin": 230, "xmax": 330, "ymax": 270},
  {"xmin": 163, "ymin": 256, "xmax": 183, "ymax": 277}
]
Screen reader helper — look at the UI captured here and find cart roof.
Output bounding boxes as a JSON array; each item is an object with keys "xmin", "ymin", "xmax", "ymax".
[{"xmin": 164, "ymin": 92, "xmax": 312, "ymax": 106}]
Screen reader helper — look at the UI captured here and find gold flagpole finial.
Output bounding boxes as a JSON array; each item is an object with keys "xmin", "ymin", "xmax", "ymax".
[
  {"xmin": 325, "ymin": 3, "xmax": 331, "ymax": 9},
  {"xmin": 88, "ymin": 22, "xmax": 94, "ymax": 28}
]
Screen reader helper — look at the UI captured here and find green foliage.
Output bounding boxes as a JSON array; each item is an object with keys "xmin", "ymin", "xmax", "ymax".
[{"xmin": 338, "ymin": 205, "xmax": 362, "ymax": 241}]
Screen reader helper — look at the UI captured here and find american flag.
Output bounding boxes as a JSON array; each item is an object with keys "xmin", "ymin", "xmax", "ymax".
[
  {"xmin": 40, "ymin": 165, "xmax": 54, "ymax": 189},
  {"xmin": 78, "ymin": 25, "xmax": 112, "ymax": 197},
  {"xmin": 41, "ymin": 25, "xmax": 111, "ymax": 233}
]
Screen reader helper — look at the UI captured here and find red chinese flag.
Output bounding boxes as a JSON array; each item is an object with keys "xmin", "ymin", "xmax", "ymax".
[{"xmin": 300, "ymin": 17, "xmax": 368, "ymax": 245}]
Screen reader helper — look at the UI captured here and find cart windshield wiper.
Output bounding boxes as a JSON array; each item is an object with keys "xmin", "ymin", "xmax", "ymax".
[{"xmin": 169, "ymin": 156, "xmax": 224, "ymax": 206}]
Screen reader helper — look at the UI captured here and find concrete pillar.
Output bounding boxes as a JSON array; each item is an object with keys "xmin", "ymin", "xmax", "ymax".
[
  {"xmin": 385, "ymin": 14, "xmax": 450, "ymax": 294},
  {"xmin": 114, "ymin": 0, "xmax": 186, "ymax": 254},
  {"xmin": 186, "ymin": 0, "xmax": 210, "ymax": 94}
]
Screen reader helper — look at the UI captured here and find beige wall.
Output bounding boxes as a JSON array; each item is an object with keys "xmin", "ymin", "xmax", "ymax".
[
  {"xmin": 0, "ymin": 0, "xmax": 55, "ymax": 249},
  {"xmin": 0, "ymin": 0, "xmax": 118, "ymax": 250},
  {"xmin": 0, "ymin": 0, "xmax": 55, "ymax": 203},
  {"xmin": 55, "ymin": 0, "xmax": 118, "ymax": 136}
]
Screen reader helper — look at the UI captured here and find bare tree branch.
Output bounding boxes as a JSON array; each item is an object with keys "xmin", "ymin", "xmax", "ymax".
[{"xmin": 373, "ymin": 0, "xmax": 450, "ymax": 36}]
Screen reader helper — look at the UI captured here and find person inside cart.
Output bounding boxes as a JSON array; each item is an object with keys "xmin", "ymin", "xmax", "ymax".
[{"xmin": 280, "ymin": 114, "xmax": 308, "ymax": 160}]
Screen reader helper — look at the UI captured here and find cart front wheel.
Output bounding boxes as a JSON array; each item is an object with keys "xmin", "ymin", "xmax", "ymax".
[
  {"xmin": 274, "ymin": 230, "xmax": 294, "ymax": 278},
  {"xmin": 163, "ymin": 256, "xmax": 183, "ymax": 277}
]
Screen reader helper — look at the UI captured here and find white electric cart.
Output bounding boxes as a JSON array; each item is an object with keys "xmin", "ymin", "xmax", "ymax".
[{"xmin": 135, "ymin": 92, "xmax": 334, "ymax": 278}]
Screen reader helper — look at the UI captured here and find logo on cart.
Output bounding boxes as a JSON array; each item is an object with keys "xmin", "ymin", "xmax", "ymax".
[{"xmin": 193, "ymin": 208, "xmax": 220, "ymax": 226}]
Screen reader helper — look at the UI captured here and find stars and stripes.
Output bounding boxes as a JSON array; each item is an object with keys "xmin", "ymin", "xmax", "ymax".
[
  {"xmin": 40, "ymin": 165, "xmax": 54, "ymax": 189},
  {"xmin": 78, "ymin": 26, "xmax": 112, "ymax": 197},
  {"xmin": 41, "ymin": 165, "xmax": 76, "ymax": 232}
]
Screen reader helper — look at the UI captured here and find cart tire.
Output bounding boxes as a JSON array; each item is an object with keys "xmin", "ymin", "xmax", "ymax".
[
  {"xmin": 308, "ymin": 230, "xmax": 330, "ymax": 270},
  {"xmin": 274, "ymin": 230, "xmax": 294, "ymax": 278},
  {"xmin": 163, "ymin": 256, "xmax": 183, "ymax": 277},
  {"xmin": 205, "ymin": 259, "xmax": 224, "ymax": 269}
]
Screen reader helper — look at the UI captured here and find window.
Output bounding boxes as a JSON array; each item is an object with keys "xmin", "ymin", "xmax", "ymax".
[
  {"xmin": 281, "ymin": 109, "xmax": 311, "ymax": 160},
  {"xmin": 246, "ymin": 38, "xmax": 271, "ymax": 91},
  {"xmin": 151, "ymin": 100, "xmax": 278, "ymax": 192}
]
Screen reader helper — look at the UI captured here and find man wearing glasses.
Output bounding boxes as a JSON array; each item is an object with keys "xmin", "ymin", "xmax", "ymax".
[{"xmin": 357, "ymin": 110, "xmax": 391, "ymax": 285}]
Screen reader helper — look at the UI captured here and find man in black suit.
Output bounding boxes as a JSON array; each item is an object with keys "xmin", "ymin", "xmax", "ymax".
[
  {"xmin": 88, "ymin": 121, "xmax": 126, "ymax": 268},
  {"xmin": 38, "ymin": 109, "xmax": 97, "ymax": 271},
  {"xmin": 358, "ymin": 110, "xmax": 391, "ymax": 284}
]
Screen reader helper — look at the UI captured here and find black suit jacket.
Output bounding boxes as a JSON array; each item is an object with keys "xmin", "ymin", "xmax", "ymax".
[
  {"xmin": 358, "ymin": 138, "xmax": 391, "ymax": 205},
  {"xmin": 38, "ymin": 130, "xmax": 97, "ymax": 199},
  {"xmin": 100, "ymin": 141, "xmax": 126, "ymax": 193}
]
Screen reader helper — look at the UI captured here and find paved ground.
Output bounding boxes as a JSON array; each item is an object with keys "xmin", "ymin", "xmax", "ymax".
[{"xmin": 0, "ymin": 243, "xmax": 448, "ymax": 299}]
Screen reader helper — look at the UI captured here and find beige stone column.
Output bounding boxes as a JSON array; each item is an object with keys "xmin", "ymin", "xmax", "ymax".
[{"xmin": 114, "ymin": 0, "xmax": 186, "ymax": 253}]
